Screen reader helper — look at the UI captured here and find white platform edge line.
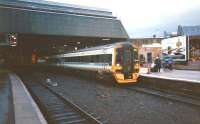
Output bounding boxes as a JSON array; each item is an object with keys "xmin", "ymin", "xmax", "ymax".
[
  {"xmin": 10, "ymin": 73, "xmax": 48, "ymax": 124},
  {"xmin": 139, "ymin": 74, "xmax": 200, "ymax": 84}
]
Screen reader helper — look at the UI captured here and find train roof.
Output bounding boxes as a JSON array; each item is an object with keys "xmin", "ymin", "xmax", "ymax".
[
  {"xmin": 47, "ymin": 42, "xmax": 137, "ymax": 58},
  {"xmin": 62, "ymin": 42, "xmax": 134, "ymax": 54}
]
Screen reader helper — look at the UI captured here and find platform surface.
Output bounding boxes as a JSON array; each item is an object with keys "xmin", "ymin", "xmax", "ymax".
[
  {"xmin": 140, "ymin": 68, "xmax": 200, "ymax": 83},
  {"xmin": 0, "ymin": 71, "xmax": 11, "ymax": 124},
  {"xmin": 9, "ymin": 73, "xmax": 47, "ymax": 124}
]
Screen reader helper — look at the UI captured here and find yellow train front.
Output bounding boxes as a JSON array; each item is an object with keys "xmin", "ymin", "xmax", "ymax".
[
  {"xmin": 39, "ymin": 42, "xmax": 140, "ymax": 84},
  {"xmin": 111, "ymin": 43, "xmax": 140, "ymax": 83}
]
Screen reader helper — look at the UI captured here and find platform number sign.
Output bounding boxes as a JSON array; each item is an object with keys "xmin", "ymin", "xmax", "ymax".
[{"xmin": 9, "ymin": 34, "xmax": 17, "ymax": 47}]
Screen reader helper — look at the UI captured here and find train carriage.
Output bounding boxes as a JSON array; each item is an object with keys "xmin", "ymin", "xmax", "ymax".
[{"xmin": 40, "ymin": 42, "xmax": 140, "ymax": 83}]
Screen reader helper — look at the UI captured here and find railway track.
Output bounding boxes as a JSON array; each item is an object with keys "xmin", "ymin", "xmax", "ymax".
[
  {"xmin": 121, "ymin": 85, "xmax": 200, "ymax": 107},
  {"xmin": 21, "ymin": 76, "xmax": 105, "ymax": 124}
]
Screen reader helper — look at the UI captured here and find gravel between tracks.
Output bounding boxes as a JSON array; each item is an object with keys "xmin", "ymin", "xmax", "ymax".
[{"xmin": 31, "ymin": 72, "xmax": 200, "ymax": 124}]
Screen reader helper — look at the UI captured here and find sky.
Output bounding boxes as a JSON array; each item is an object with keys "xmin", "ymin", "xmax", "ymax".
[{"xmin": 47, "ymin": 0, "xmax": 200, "ymax": 38}]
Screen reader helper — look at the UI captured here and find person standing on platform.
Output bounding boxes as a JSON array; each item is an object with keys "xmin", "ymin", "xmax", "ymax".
[
  {"xmin": 168, "ymin": 56, "xmax": 173, "ymax": 70},
  {"xmin": 155, "ymin": 55, "xmax": 162, "ymax": 72}
]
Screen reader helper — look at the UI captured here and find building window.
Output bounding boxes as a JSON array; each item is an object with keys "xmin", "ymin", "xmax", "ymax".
[{"xmin": 147, "ymin": 52, "xmax": 152, "ymax": 63}]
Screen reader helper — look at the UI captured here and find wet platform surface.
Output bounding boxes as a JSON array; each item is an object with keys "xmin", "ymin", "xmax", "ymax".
[
  {"xmin": 0, "ymin": 69, "xmax": 47, "ymax": 124},
  {"xmin": 10, "ymin": 73, "xmax": 47, "ymax": 124},
  {"xmin": 140, "ymin": 68, "xmax": 200, "ymax": 83}
]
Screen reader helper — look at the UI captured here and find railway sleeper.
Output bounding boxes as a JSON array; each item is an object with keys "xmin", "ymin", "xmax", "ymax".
[
  {"xmin": 39, "ymin": 96, "xmax": 58, "ymax": 100},
  {"xmin": 53, "ymin": 112, "xmax": 77, "ymax": 118},
  {"xmin": 40, "ymin": 100, "xmax": 61, "ymax": 104},
  {"xmin": 48, "ymin": 107, "xmax": 68, "ymax": 112},
  {"xmin": 59, "ymin": 118, "xmax": 87, "ymax": 124},
  {"xmin": 46, "ymin": 104, "xmax": 65, "ymax": 108},
  {"xmin": 55, "ymin": 115, "xmax": 81, "ymax": 121}
]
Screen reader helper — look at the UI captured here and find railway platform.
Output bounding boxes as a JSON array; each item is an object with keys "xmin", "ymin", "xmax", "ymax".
[
  {"xmin": 0, "ymin": 70, "xmax": 12, "ymax": 124},
  {"xmin": 0, "ymin": 69, "xmax": 47, "ymax": 124},
  {"xmin": 139, "ymin": 68, "xmax": 200, "ymax": 98}
]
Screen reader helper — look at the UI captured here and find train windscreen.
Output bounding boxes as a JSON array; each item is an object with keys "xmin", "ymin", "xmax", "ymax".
[
  {"xmin": 116, "ymin": 48, "xmax": 122, "ymax": 66},
  {"xmin": 116, "ymin": 47, "xmax": 133, "ymax": 79}
]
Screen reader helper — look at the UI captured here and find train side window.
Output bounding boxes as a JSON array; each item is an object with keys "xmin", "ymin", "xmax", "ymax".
[
  {"xmin": 84, "ymin": 56, "xmax": 88, "ymax": 62},
  {"xmin": 65, "ymin": 57, "xmax": 69, "ymax": 62},
  {"xmin": 78, "ymin": 56, "xmax": 83, "ymax": 62},
  {"xmin": 99, "ymin": 54, "xmax": 104, "ymax": 63},
  {"xmin": 69, "ymin": 57, "xmax": 72, "ymax": 62},
  {"xmin": 95, "ymin": 55, "xmax": 100, "ymax": 63},
  {"xmin": 105, "ymin": 54, "xmax": 112, "ymax": 65},
  {"xmin": 83, "ymin": 56, "xmax": 86, "ymax": 62},
  {"xmin": 86, "ymin": 56, "xmax": 90, "ymax": 63},
  {"xmin": 80, "ymin": 56, "xmax": 83, "ymax": 62},
  {"xmin": 72, "ymin": 57, "xmax": 74, "ymax": 62},
  {"xmin": 91, "ymin": 56, "xmax": 94, "ymax": 63},
  {"xmin": 77, "ymin": 56, "xmax": 80, "ymax": 62}
]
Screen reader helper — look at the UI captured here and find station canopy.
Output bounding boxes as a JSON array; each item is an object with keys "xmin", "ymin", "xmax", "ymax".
[{"xmin": 0, "ymin": 0, "xmax": 128, "ymax": 39}]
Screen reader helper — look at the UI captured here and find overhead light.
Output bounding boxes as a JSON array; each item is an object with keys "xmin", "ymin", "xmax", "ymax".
[
  {"xmin": 102, "ymin": 38, "xmax": 110, "ymax": 41},
  {"xmin": 64, "ymin": 44, "xmax": 68, "ymax": 47},
  {"xmin": 77, "ymin": 42, "xmax": 81, "ymax": 44}
]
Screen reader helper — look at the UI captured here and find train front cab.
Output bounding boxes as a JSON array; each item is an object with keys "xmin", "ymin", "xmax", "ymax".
[{"xmin": 112, "ymin": 45, "xmax": 140, "ymax": 84}]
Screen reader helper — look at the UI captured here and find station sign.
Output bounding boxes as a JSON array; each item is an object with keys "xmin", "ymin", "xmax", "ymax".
[
  {"xmin": 0, "ymin": 33, "xmax": 17, "ymax": 47},
  {"xmin": 8, "ymin": 34, "xmax": 17, "ymax": 47},
  {"xmin": 161, "ymin": 36, "xmax": 187, "ymax": 61}
]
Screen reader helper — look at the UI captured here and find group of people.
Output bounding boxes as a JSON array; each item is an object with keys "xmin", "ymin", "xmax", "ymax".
[{"xmin": 152, "ymin": 55, "xmax": 173, "ymax": 72}]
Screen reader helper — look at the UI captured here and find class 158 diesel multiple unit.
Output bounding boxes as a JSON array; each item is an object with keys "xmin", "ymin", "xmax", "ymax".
[{"xmin": 38, "ymin": 42, "xmax": 140, "ymax": 83}]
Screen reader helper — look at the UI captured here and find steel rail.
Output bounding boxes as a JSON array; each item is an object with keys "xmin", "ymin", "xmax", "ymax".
[
  {"xmin": 23, "ymin": 77, "xmax": 105, "ymax": 124},
  {"xmin": 121, "ymin": 85, "xmax": 200, "ymax": 107}
]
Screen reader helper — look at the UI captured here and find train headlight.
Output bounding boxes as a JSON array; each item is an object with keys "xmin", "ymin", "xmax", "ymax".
[
  {"xmin": 135, "ymin": 63, "xmax": 139, "ymax": 68},
  {"xmin": 115, "ymin": 63, "xmax": 122, "ymax": 70}
]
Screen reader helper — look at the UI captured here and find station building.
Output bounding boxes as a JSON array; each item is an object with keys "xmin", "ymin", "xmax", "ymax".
[
  {"xmin": 177, "ymin": 25, "xmax": 200, "ymax": 62},
  {"xmin": 131, "ymin": 38, "xmax": 163, "ymax": 65},
  {"xmin": 176, "ymin": 25, "xmax": 200, "ymax": 70}
]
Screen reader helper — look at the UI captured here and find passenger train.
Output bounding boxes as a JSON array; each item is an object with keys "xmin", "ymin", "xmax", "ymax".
[{"xmin": 38, "ymin": 42, "xmax": 140, "ymax": 83}]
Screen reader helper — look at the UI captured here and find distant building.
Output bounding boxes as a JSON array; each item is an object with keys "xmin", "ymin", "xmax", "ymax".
[
  {"xmin": 131, "ymin": 38, "xmax": 163, "ymax": 65},
  {"xmin": 177, "ymin": 25, "xmax": 200, "ymax": 63},
  {"xmin": 163, "ymin": 31, "xmax": 178, "ymax": 38},
  {"xmin": 161, "ymin": 25, "xmax": 200, "ymax": 70},
  {"xmin": 177, "ymin": 25, "xmax": 200, "ymax": 36}
]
